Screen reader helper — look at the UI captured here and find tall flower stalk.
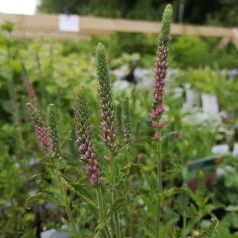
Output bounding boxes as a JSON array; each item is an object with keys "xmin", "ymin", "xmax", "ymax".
[
  {"xmin": 151, "ymin": 4, "xmax": 173, "ymax": 237},
  {"xmin": 95, "ymin": 43, "xmax": 120, "ymax": 238},
  {"xmin": 26, "ymin": 103, "xmax": 49, "ymax": 155},
  {"xmin": 47, "ymin": 104, "xmax": 79, "ymax": 237},
  {"xmin": 74, "ymin": 86, "xmax": 101, "ymax": 186},
  {"xmin": 47, "ymin": 104, "xmax": 61, "ymax": 158},
  {"xmin": 96, "ymin": 43, "xmax": 117, "ymax": 155},
  {"xmin": 74, "ymin": 86, "xmax": 111, "ymax": 238}
]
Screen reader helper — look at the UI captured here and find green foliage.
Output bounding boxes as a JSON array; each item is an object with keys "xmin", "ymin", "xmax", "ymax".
[
  {"xmin": 37, "ymin": 0, "xmax": 238, "ymax": 27},
  {"xmin": 171, "ymin": 36, "xmax": 208, "ymax": 68}
]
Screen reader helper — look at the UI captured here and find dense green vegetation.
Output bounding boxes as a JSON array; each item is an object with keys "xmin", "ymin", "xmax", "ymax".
[{"xmin": 38, "ymin": 0, "xmax": 238, "ymax": 26}]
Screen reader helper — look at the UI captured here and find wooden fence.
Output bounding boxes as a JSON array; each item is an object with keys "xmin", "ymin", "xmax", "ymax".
[{"xmin": 0, "ymin": 13, "xmax": 238, "ymax": 48}]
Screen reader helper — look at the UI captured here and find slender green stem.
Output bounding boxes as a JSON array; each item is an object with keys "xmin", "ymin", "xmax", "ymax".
[
  {"xmin": 181, "ymin": 215, "xmax": 187, "ymax": 238},
  {"xmin": 126, "ymin": 146, "xmax": 134, "ymax": 237},
  {"xmin": 96, "ymin": 187, "xmax": 104, "ymax": 222},
  {"xmin": 96, "ymin": 187, "xmax": 111, "ymax": 238},
  {"xmin": 110, "ymin": 153, "xmax": 120, "ymax": 238},
  {"xmin": 155, "ymin": 131, "xmax": 162, "ymax": 238},
  {"xmin": 55, "ymin": 159, "xmax": 78, "ymax": 237},
  {"xmin": 62, "ymin": 184, "xmax": 79, "ymax": 237},
  {"xmin": 112, "ymin": 191, "xmax": 120, "ymax": 238}
]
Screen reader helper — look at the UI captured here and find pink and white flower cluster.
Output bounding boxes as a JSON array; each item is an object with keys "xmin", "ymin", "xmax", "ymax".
[
  {"xmin": 151, "ymin": 45, "xmax": 168, "ymax": 139},
  {"xmin": 77, "ymin": 138, "xmax": 101, "ymax": 185}
]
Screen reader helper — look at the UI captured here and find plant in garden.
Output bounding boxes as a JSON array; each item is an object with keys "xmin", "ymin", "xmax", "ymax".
[
  {"xmin": 46, "ymin": 104, "xmax": 80, "ymax": 236},
  {"xmin": 74, "ymin": 87, "xmax": 101, "ymax": 186},
  {"xmin": 96, "ymin": 42, "xmax": 121, "ymax": 238},
  {"xmin": 151, "ymin": 4, "xmax": 173, "ymax": 237},
  {"xmin": 74, "ymin": 86, "xmax": 112, "ymax": 237},
  {"xmin": 96, "ymin": 43, "xmax": 118, "ymax": 155},
  {"xmin": 26, "ymin": 103, "xmax": 83, "ymax": 237}
]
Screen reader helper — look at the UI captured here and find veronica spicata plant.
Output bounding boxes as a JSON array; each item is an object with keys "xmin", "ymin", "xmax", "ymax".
[
  {"xmin": 96, "ymin": 43, "xmax": 118, "ymax": 156},
  {"xmin": 96, "ymin": 42, "xmax": 121, "ymax": 238},
  {"xmin": 74, "ymin": 86, "xmax": 102, "ymax": 186},
  {"xmin": 152, "ymin": 5, "xmax": 172, "ymax": 139},
  {"xmin": 151, "ymin": 4, "xmax": 173, "ymax": 237}
]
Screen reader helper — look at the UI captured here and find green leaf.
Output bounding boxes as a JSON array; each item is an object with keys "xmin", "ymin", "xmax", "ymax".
[
  {"xmin": 226, "ymin": 205, "xmax": 238, "ymax": 212},
  {"xmin": 202, "ymin": 217, "xmax": 218, "ymax": 238},
  {"xmin": 93, "ymin": 223, "xmax": 106, "ymax": 238},
  {"xmin": 25, "ymin": 192, "xmax": 61, "ymax": 209},
  {"xmin": 159, "ymin": 186, "xmax": 191, "ymax": 199},
  {"xmin": 115, "ymin": 163, "xmax": 139, "ymax": 189},
  {"xmin": 106, "ymin": 197, "xmax": 127, "ymax": 221}
]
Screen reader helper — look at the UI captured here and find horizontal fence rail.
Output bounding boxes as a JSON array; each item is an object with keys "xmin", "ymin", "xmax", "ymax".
[{"xmin": 0, "ymin": 13, "xmax": 237, "ymax": 48}]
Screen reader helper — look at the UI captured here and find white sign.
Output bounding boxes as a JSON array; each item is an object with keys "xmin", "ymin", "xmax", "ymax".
[
  {"xmin": 233, "ymin": 143, "xmax": 238, "ymax": 157},
  {"xmin": 202, "ymin": 93, "xmax": 219, "ymax": 114},
  {"xmin": 212, "ymin": 144, "xmax": 229, "ymax": 155},
  {"xmin": 58, "ymin": 14, "xmax": 80, "ymax": 32}
]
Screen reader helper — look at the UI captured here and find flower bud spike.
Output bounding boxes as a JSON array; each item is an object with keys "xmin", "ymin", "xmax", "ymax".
[
  {"xmin": 151, "ymin": 4, "xmax": 173, "ymax": 137},
  {"xmin": 26, "ymin": 103, "xmax": 49, "ymax": 155},
  {"xmin": 74, "ymin": 86, "xmax": 101, "ymax": 186},
  {"xmin": 95, "ymin": 43, "xmax": 118, "ymax": 154},
  {"xmin": 123, "ymin": 97, "xmax": 131, "ymax": 144},
  {"xmin": 47, "ymin": 104, "xmax": 61, "ymax": 158}
]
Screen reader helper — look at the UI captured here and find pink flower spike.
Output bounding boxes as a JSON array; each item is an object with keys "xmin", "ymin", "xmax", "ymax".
[{"xmin": 154, "ymin": 133, "xmax": 159, "ymax": 139}]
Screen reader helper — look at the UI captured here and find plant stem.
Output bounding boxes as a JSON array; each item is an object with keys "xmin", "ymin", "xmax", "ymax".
[
  {"xmin": 96, "ymin": 187, "xmax": 111, "ymax": 238},
  {"xmin": 182, "ymin": 215, "xmax": 187, "ymax": 238},
  {"xmin": 110, "ymin": 153, "xmax": 120, "ymax": 238},
  {"xmin": 62, "ymin": 184, "xmax": 79, "ymax": 237},
  {"xmin": 126, "ymin": 146, "xmax": 134, "ymax": 237},
  {"xmin": 112, "ymin": 191, "xmax": 120, "ymax": 238},
  {"xmin": 155, "ymin": 131, "xmax": 162, "ymax": 238}
]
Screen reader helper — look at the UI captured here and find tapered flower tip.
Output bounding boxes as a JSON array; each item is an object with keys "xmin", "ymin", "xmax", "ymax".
[
  {"xmin": 96, "ymin": 42, "xmax": 106, "ymax": 53},
  {"xmin": 159, "ymin": 4, "xmax": 173, "ymax": 46},
  {"xmin": 95, "ymin": 43, "xmax": 108, "ymax": 64},
  {"xmin": 47, "ymin": 104, "xmax": 57, "ymax": 118},
  {"xmin": 75, "ymin": 85, "xmax": 85, "ymax": 95},
  {"xmin": 75, "ymin": 86, "xmax": 87, "ymax": 108},
  {"xmin": 48, "ymin": 103, "xmax": 54, "ymax": 108}
]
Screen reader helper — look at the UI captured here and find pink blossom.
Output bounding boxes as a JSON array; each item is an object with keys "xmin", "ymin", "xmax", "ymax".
[{"xmin": 158, "ymin": 120, "xmax": 165, "ymax": 128}]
